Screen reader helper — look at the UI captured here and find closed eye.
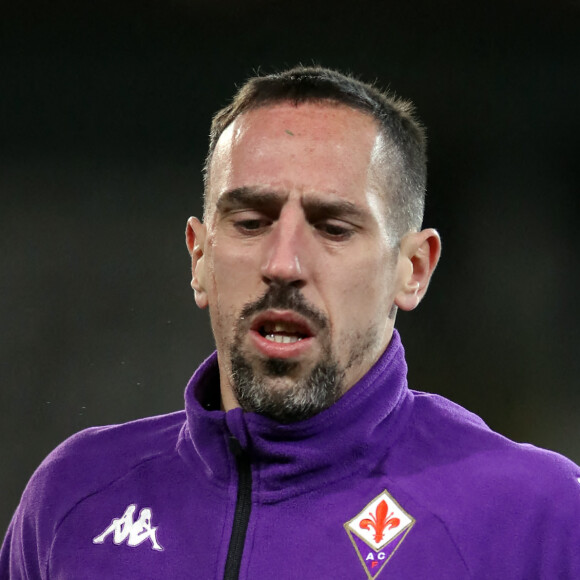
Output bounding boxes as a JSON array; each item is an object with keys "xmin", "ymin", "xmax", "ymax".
[
  {"xmin": 233, "ymin": 216, "xmax": 272, "ymax": 235},
  {"xmin": 315, "ymin": 220, "xmax": 355, "ymax": 240}
]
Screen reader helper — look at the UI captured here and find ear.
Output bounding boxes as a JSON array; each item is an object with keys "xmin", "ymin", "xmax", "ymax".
[
  {"xmin": 185, "ymin": 216, "xmax": 209, "ymax": 309},
  {"xmin": 394, "ymin": 228, "xmax": 441, "ymax": 312}
]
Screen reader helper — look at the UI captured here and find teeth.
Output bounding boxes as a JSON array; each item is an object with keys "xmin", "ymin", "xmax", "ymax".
[
  {"xmin": 264, "ymin": 321, "xmax": 298, "ymax": 334},
  {"xmin": 261, "ymin": 320, "xmax": 308, "ymax": 344},
  {"xmin": 265, "ymin": 334, "xmax": 301, "ymax": 343}
]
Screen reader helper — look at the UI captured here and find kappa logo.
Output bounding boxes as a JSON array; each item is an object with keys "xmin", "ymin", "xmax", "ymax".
[
  {"xmin": 93, "ymin": 503, "xmax": 163, "ymax": 551},
  {"xmin": 344, "ymin": 490, "xmax": 414, "ymax": 580}
]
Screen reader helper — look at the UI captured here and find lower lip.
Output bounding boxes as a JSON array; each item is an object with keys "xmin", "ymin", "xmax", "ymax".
[{"xmin": 249, "ymin": 330, "xmax": 314, "ymax": 359}]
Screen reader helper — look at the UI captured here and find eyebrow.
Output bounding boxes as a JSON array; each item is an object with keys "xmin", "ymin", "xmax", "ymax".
[
  {"xmin": 215, "ymin": 186, "xmax": 369, "ymax": 222},
  {"xmin": 215, "ymin": 186, "xmax": 286, "ymax": 213},
  {"xmin": 302, "ymin": 197, "xmax": 368, "ymax": 222}
]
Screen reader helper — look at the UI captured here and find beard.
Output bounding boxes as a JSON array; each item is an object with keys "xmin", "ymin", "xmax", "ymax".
[{"xmin": 229, "ymin": 283, "xmax": 346, "ymax": 423}]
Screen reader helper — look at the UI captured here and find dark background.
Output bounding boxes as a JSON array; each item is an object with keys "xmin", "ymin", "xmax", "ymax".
[{"xmin": 2, "ymin": 0, "xmax": 579, "ymax": 535}]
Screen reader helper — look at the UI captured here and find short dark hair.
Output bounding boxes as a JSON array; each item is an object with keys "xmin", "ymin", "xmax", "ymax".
[{"xmin": 204, "ymin": 66, "xmax": 427, "ymax": 240}]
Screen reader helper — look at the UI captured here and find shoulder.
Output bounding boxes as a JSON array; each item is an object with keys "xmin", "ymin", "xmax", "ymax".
[
  {"xmin": 400, "ymin": 390, "xmax": 580, "ymax": 574},
  {"xmin": 17, "ymin": 411, "xmax": 186, "ymax": 535},
  {"xmin": 1, "ymin": 411, "xmax": 187, "ymax": 578},
  {"xmin": 404, "ymin": 389, "xmax": 580, "ymax": 491}
]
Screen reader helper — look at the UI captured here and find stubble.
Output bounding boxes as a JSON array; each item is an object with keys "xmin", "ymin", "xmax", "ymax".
[{"xmin": 229, "ymin": 283, "xmax": 376, "ymax": 423}]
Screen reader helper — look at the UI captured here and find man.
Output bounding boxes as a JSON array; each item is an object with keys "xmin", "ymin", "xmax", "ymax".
[{"xmin": 2, "ymin": 66, "xmax": 579, "ymax": 579}]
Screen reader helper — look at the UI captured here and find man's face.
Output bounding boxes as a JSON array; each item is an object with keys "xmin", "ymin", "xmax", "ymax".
[{"xmin": 189, "ymin": 102, "xmax": 409, "ymax": 421}]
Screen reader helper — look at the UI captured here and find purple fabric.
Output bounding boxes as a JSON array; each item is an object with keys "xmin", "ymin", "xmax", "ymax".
[{"xmin": 2, "ymin": 330, "xmax": 580, "ymax": 579}]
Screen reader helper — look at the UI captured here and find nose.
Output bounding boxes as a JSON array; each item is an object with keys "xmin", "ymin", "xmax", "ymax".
[{"xmin": 260, "ymin": 207, "xmax": 308, "ymax": 287}]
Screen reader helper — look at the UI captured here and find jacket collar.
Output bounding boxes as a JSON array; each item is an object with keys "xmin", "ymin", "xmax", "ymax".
[{"xmin": 183, "ymin": 330, "xmax": 412, "ymax": 503}]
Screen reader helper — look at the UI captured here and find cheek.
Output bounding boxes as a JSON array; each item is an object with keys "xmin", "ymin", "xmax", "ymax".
[
  {"xmin": 206, "ymin": 240, "xmax": 260, "ymax": 319},
  {"xmin": 338, "ymin": 256, "xmax": 396, "ymax": 321}
]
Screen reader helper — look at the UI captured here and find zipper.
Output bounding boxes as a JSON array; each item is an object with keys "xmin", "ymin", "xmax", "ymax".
[{"xmin": 223, "ymin": 437, "xmax": 253, "ymax": 580}]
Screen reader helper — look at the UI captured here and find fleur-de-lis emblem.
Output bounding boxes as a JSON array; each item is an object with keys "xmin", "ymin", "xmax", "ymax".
[{"xmin": 359, "ymin": 499, "xmax": 400, "ymax": 543}]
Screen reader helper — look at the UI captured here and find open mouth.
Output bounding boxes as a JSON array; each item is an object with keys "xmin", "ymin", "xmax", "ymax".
[
  {"xmin": 250, "ymin": 311, "xmax": 314, "ymax": 351},
  {"xmin": 258, "ymin": 321, "xmax": 310, "ymax": 344}
]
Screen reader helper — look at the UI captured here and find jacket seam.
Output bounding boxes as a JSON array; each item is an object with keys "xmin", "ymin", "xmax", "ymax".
[
  {"xmin": 401, "ymin": 489, "xmax": 472, "ymax": 577},
  {"xmin": 46, "ymin": 451, "xmax": 168, "ymax": 579}
]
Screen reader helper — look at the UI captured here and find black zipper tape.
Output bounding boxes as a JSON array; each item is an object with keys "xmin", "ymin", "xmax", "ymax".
[{"xmin": 223, "ymin": 437, "xmax": 253, "ymax": 580}]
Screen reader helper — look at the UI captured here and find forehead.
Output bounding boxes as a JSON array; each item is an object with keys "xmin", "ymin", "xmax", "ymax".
[{"xmin": 207, "ymin": 102, "xmax": 384, "ymax": 209}]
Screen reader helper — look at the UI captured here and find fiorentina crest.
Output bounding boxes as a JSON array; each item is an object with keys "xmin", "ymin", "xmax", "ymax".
[{"xmin": 344, "ymin": 490, "xmax": 414, "ymax": 579}]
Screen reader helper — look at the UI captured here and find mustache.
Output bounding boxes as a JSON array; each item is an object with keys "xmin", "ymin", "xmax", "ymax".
[{"xmin": 239, "ymin": 283, "xmax": 328, "ymax": 330}]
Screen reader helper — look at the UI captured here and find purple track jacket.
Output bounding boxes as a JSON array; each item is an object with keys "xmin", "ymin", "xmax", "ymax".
[{"xmin": 2, "ymin": 331, "xmax": 580, "ymax": 579}]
